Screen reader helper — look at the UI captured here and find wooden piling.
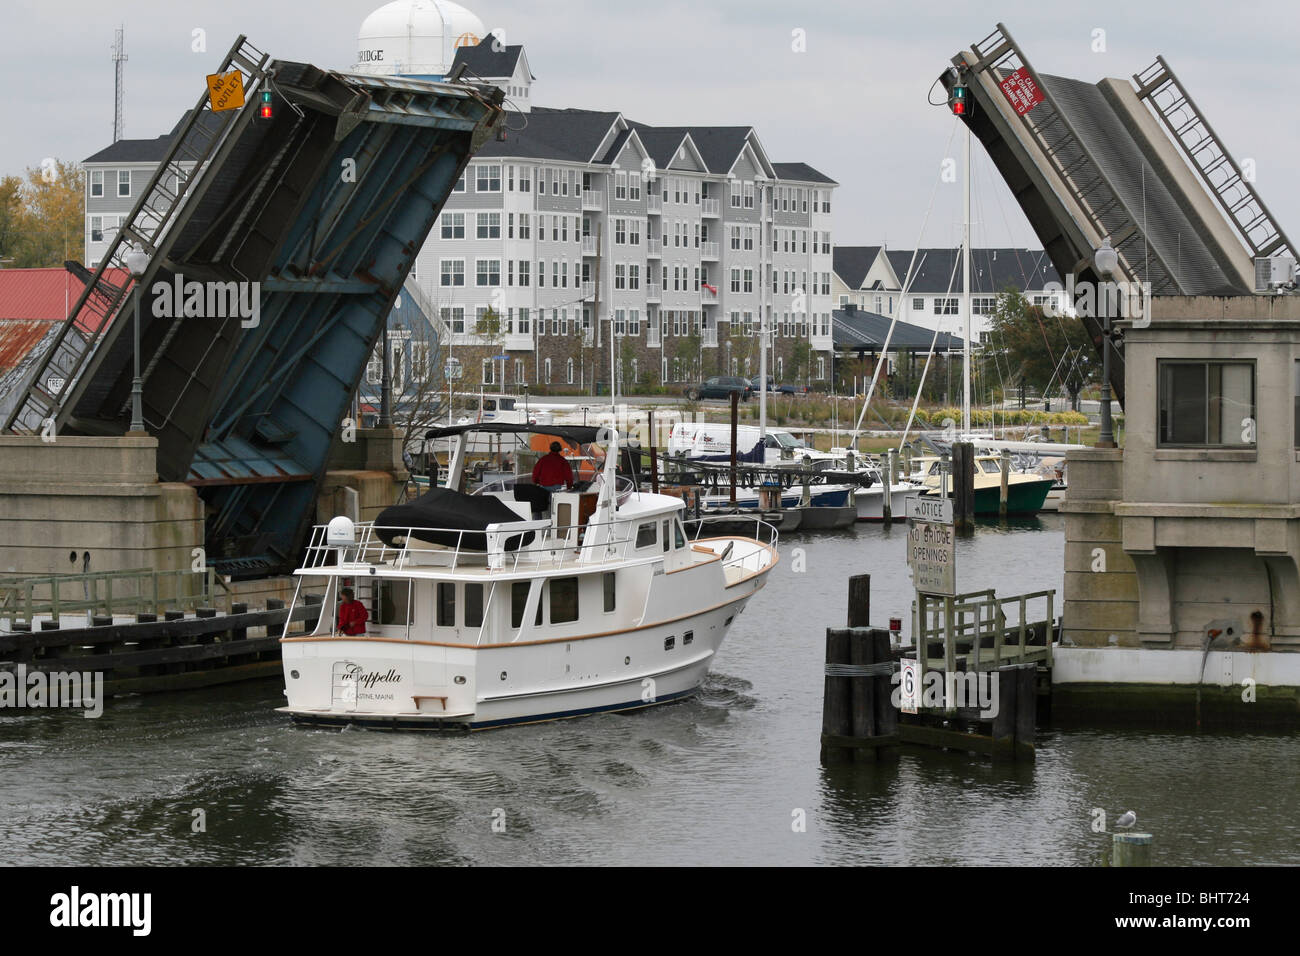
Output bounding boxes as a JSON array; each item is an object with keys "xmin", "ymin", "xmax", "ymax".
[
  {"xmin": 729, "ymin": 391, "xmax": 739, "ymax": 506},
  {"xmin": 821, "ymin": 629, "xmax": 853, "ymax": 765},
  {"xmin": 999, "ymin": 449, "xmax": 1010, "ymax": 518},
  {"xmin": 849, "ymin": 630, "xmax": 877, "ymax": 761},
  {"xmin": 882, "ymin": 451, "xmax": 893, "ymax": 523},
  {"xmin": 648, "ymin": 409, "xmax": 659, "ymax": 494},
  {"xmin": 847, "ymin": 574, "xmax": 869, "ymax": 627},
  {"xmin": 952, "ymin": 442, "xmax": 975, "ymax": 532},
  {"xmin": 1113, "ymin": 833, "xmax": 1153, "ymax": 867}
]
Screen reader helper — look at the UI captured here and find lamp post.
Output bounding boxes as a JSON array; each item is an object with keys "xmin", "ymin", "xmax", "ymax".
[
  {"xmin": 1093, "ymin": 238, "xmax": 1118, "ymax": 448},
  {"xmin": 124, "ymin": 245, "xmax": 150, "ymax": 434}
]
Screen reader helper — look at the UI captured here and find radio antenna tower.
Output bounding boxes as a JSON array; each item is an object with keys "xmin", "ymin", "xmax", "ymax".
[{"xmin": 112, "ymin": 26, "xmax": 127, "ymax": 142}]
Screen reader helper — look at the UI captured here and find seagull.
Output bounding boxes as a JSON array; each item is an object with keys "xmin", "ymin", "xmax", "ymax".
[{"xmin": 1116, "ymin": 810, "xmax": 1136, "ymax": 829}]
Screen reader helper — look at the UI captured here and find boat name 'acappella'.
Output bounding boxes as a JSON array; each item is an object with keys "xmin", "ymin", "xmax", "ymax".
[{"xmin": 340, "ymin": 667, "xmax": 402, "ymax": 689}]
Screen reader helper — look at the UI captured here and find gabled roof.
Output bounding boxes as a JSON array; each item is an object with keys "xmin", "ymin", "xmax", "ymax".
[
  {"xmin": 83, "ymin": 110, "xmax": 225, "ymax": 165},
  {"xmin": 631, "ymin": 125, "xmax": 754, "ymax": 175},
  {"xmin": 634, "ymin": 128, "xmax": 692, "ymax": 168},
  {"xmin": 772, "ymin": 162, "xmax": 836, "ymax": 185},
  {"xmin": 833, "ymin": 246, "xmax": 883, "ymax": 290},
  {"xmin": 477, "ymin": 106, "xmax": 624, "ymax": 162},
  {"xmin": 451, "ymin": 36, "xmax": 530, "ymax": 79},
  {"xmin": 832, "ymin": 307, "xmax": 964, "ymax": 352},
  {"xmin": 886, "ymin": 248, "xmax": 1061, "ymax": 294}
]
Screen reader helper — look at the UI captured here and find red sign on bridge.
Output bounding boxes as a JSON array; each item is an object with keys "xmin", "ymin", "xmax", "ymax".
[{"xmin": 999, "ymin": 68, "xmax": 1044, "ymax": 115}]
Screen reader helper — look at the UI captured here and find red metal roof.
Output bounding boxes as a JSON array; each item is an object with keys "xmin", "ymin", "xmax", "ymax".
[{"xmin": 0, "ymin": 267, "xmax": 129, "ymax": 327}]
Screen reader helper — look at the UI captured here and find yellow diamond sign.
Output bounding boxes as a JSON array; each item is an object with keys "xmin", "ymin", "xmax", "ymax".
[{"xmin": 206, "ymin": 71, "xmax": 245, "ymax": 112}]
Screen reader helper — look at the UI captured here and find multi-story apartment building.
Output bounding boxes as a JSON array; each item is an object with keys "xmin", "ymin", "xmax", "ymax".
[
  {"xmin": 415, "ymin": 39, "xmax": 838, "ymax": 392},
  {"xmin": 80, "ymin": 34, "xmax": 838, "ymax": 397},
  {"xmin": 82, "ymin": 113, "xmax": 222, "ymax": 269},
  {"xmin": 832, "ymin": 246, "xmax": 1064, "ymax": 342}
]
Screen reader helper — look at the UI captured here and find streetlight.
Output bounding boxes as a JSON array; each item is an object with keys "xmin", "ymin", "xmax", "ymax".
[
  {"xmin": 1093, "ymin": 238, "xmax": 1118, "ymax": 448},
  {"xmin": 124, "ymin": 244, "xmax": 150, "ymax": 434}
]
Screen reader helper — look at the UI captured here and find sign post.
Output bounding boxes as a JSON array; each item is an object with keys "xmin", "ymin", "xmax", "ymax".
[{"xmin": 906, "ymin": 495, "xmax": 957, "ymax": 712}]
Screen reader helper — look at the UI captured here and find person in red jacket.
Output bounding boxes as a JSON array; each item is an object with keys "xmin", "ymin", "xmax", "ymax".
[
  {"xmin": 337, "ymin": 587, "xmax": 368, "ymax": 635},
  {"xmin": 531, "ymin": 441, "xmax": 575, "ymax": 491}
]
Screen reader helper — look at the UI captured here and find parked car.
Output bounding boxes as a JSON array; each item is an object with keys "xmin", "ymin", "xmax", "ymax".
[
  {"xmin": 685, "ymin": 376, "xmax": 753, "ymax": 401},
  {"xmin": 749, "ymin": 376, "xmax": 808, "ymax": 395}
]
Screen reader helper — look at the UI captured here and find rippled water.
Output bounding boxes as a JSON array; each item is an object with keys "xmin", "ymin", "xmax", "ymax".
[{"xmin": 2, "ymin": 515, "xmax": 1296, "ymax": 866}]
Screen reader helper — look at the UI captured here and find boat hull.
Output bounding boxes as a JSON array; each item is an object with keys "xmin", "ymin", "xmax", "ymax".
[
  {"xmin": 855, "ymin": 484, "xmax": 922, "ymax": 522},
  {"xmin": 279, "ymin": 592, "xmax": 759, "ymax": 730}
]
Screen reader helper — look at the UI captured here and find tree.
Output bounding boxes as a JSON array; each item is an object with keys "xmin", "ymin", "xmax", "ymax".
[
  {"xmin": 789, "ymin": 338, "xmax": 811, "ymax": 384},
  {"xmin": 0, "ymin": 175, "xmax": 22, "ymax": 264},
  {"xmin": 981, "ymin": 286, "xmax": 1097, "ymax": 407},
  {"xmin": 9, "ymin": 161, "xmax": 85, "ymax": 267},
  {"xmin": 673, "ymin": 329, "xmax": 702, "ymax": 382}
]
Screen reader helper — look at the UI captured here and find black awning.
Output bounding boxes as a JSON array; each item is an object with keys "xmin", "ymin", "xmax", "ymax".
[{"xmin": 425, "ymin": 422, "xmax": 607, "ymax": 444}]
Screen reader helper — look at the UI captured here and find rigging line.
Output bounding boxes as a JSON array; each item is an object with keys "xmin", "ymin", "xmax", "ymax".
[
  {"xmin": 897, "ymin": 250, "xmax": 963, "ymax": 449},
  {"xmin": 847, "ymin": 119, "xmax": 958, "ymax": 448}
]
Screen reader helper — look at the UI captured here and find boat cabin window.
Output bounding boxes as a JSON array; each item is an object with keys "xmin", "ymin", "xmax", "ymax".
[
  {"xmin": 436, "ymin": 583, "xmax": 456, "ymax": 627},
  {"xmin": 980, "ymin": 460, "xmax": 1002, "ymax": 474},
  {"xmin": 374, "ymin": 579, "xmax": 411, "ymax": 625},
  {"xmin": 928, "ymin": 462, "xmax": 941, "ymax": 476},
  {"xmin": 662, "ymin": 520, "xmax": 671, "ymax": 552},
  {"xmin": 465, "ymin": 583, "xmax": 484, "ymax": 628},
  {"xmin": 603, "ymin": 572, "xmax": 616, "ymax": 612},
  {"xmin": 549, "ymin": 577, "xmax": 579, "ymax": 624},
  {"xmin": 511, "ymin": 581, "xmax": 543, "ymax": 628},
  {"xmin": 636, "ymin": 523, "xmax": 657, "ymax": 549},
  {"xmin": 673, "ymin": 520, "xmax": 686, "ymax": 550}
]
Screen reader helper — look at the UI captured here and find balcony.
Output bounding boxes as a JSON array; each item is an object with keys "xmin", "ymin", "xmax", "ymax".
[
  {"xmin": 582, "ymin": 281, "xmax": 595, "ymax": 298},
  {"xmin": 646, "ymin": 282, "xmax": 661, "ymax": 302},
  {"xmin": 645, "ymin": 236, "xmax": 661, "ymax": 257},
  {"xmin": 647, "ymin": 326, "xmax": 661, "ymax": 348},
  {"xmin": 581, "ymin": 190, "xmax": 602, "ymax": 210},
  {"xmin": 582, "ymin": 235, "xmax": 597, "ymax": 255},
  {"xmin": 700, "ymin": 241, "xmax": 719, "ymax": 259},
  {"xmin": 701, "ymin": 198, "xmax": 720, "ymax": 217},
  {"xmin": 700, "ymin": 285, "xmax": 718, "ymax": 303},
  {"xmin": 702, "ymin": 326, "xmax": 718, "ymax": 347},
  {"xmin": 647, "ymin": 194, "xmax": 662, "ymax": 214}
]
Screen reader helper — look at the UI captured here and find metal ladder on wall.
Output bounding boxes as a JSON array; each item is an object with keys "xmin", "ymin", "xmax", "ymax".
[
  {"xmin": 969, "ymin": 23, "xmax": 1168, "ymax": 293},
  {"xmin": 3, "ymin": 35, "xmax": 271, "ymax": 435},
  {"xmin": 1133, "ymin": 56, "xmax": 1295, "ymax": 262}
]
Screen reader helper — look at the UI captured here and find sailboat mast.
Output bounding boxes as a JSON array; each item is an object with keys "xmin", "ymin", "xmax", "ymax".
[{"xmin": 962, "ymin": 124, "xmax": 972, "ymax": 437}]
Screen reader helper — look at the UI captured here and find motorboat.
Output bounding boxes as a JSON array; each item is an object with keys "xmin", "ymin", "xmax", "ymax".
[{"xmin": 277, "ymin": 422, "xmax": 779, "ymax": 730}]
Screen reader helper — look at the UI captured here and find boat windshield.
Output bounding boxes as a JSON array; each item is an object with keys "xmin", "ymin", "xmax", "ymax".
[{"xmin": 773, "ymin": 433, "xmax": 806, "ymax": 449}]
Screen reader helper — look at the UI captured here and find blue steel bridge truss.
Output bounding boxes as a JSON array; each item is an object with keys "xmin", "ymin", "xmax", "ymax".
[{"xmin": 5, "ymin": 36, "xmax": 503, "ymax": 577}]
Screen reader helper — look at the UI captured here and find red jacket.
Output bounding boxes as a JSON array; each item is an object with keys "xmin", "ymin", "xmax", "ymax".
[
  {"xmin": 337, "ymin": 599, "xmax": 368, "ymax": 635},
  {"xmin": 532, "ymin": 452, "xmax": 574, "ymax": 488}
]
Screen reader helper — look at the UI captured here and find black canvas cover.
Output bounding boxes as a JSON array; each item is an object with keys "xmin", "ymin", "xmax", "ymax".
[{"xmin": 374, "ymin": 488, "xmax": 536, "ymax": 552}]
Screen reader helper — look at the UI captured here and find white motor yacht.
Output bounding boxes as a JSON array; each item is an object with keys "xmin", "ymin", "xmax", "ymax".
[{"xmin": 277, "ymin": 423, "xmax": 779, "ymax": 730}]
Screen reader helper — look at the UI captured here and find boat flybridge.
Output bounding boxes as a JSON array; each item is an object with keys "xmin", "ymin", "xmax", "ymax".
[{"xmin": 278, "ymin": 423, "xmax": 779, "ymax": 730}]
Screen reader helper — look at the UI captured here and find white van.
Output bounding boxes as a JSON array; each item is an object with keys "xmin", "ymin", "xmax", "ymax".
[{"xmin": 667, "ymin": 423, "xmax": 825, "ymax": 465}]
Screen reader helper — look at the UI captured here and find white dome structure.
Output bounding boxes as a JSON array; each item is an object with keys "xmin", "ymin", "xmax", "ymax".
[{"xmin": 352, "ymin": 0, "xmax": 487, "ymax": 79}]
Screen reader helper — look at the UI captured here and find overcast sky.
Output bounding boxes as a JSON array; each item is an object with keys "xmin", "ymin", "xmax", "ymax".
[{"xmin": 4, "ymin": 0, "xmax": 1297, "ymax": 253}]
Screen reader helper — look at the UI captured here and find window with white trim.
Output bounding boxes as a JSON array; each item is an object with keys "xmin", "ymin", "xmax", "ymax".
[{"xmin": 440, "ymin": 260, "xmax": 465, "ymax": 287}]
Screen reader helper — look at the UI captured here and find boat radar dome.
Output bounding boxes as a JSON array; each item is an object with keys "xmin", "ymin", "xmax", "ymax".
[
  {"xmin": 326, "ymin": 515, "xmax": 357, "ymax": 546},
  {"xmin": 352, "ymin": 0, "xmax": 487, "ymax": 80}
]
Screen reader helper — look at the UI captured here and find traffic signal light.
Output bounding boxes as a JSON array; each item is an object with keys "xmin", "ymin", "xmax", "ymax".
[
  {"xmin": 259, "ymin": 90, "xmax": 272, "ymax": 119},
  {"xmin": 948, "ymin": 85, "xmax": 968, "ymax": 116}
]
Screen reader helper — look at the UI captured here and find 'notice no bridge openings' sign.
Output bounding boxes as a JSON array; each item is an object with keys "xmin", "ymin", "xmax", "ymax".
[
  {"xmin": 906, "ymin": 497, "xmax": 955, "ymax": 596},
  {"xmin": 999, "ymin": 67, "xmax": 1044, "ymax": 116}
]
